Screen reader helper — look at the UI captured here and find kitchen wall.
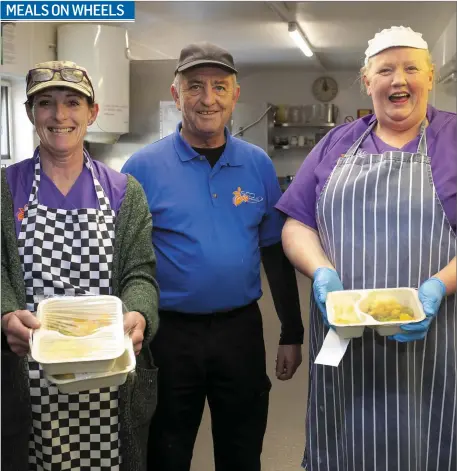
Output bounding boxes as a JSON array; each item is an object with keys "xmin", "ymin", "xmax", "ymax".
[
  {"xmin": 4, "ymin": 20, "xmax": 454, "ymax": 171},
  {"xmin": 91, "ymin": 59, "xmax": 454, "ymax": 178},
  {"xmin": 238, "ymin": 68, "xmax": 373, "ymax": 176},
  {"xmin": 1, "ymin": 23, "xmax": 57, "ymax": 78},
  {"xmin": 87, "ymin": 60, "xmax": 176, "ymax": 171},
  {"xmin": 1, "ymin": 22, "xmax": 57, "ymax": 164},
  {"xmin": 430, "ymin": 11, "xmax": 457, "ymax": 113},
  {"xmin": 90, "ymin": 61, "xmax": 373, "ymax": 176}
]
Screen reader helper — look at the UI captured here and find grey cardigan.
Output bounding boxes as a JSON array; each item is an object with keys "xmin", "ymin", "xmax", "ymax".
[{"xmin": 1, "ymin": 169, "xmax": 160, "ymax": 471}]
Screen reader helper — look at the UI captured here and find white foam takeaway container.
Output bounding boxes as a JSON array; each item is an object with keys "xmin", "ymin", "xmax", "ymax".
[
  {"xmin": 45, "ymin": 337, "xmax": 136, "ymax": 394},
  {"xmin": 30, "ymin": 295, "xmax": 125, "ymax": 375},
  {"xmin": 326, "ymin": 288, "xmax": 426, "ymax": 339}
]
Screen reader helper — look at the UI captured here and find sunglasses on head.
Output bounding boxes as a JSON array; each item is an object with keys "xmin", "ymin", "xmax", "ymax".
[{"xmin": 27, "ymin": 68, "xmax": 94, "ymax": 97}]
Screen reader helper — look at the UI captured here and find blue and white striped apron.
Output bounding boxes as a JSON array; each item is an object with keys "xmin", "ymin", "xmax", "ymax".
[{"xmin": 305, "ymin": 120, "xmax": 457, "ymax": 471}]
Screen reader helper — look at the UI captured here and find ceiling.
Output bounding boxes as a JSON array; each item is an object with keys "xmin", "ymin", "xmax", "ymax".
[{"xmin": 124, "ymin": 1, "xmax": 456, "ymax": 73}]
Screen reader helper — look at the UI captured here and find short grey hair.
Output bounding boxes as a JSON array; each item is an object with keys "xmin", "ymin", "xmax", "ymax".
[
  {"xmin": 172, "ymin": 73, "xmax": 181, "ymax": 94},
  {"xmin": 172, "ymin": 72, "xmax": 238, "ymax": 97}
]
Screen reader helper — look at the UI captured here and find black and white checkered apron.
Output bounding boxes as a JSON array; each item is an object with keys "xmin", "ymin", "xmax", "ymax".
[{"xmin": 18, "ymin": 152, "xmax": 121, "ymax": 470}]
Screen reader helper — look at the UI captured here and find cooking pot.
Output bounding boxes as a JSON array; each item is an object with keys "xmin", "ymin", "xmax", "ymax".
[
  {"xmin": 309, "ymin": 104, "xmax": 339, "ymax": 124},
  {"xmin": 275, "ymin": 105, "xmax": 289, "ymax": 124}
]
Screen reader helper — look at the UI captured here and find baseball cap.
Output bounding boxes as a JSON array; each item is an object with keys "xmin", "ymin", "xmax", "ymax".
[
  {"xmin": 175, "ymin": 42, "xmax": 238, "ymax": 75},
  {"xmin": 26, "ymin": 60, "xmax": 95, "ymax": 101},
  {"xmin": 365, "ymin": 26, "xmax": 428, "ymax": 65}
]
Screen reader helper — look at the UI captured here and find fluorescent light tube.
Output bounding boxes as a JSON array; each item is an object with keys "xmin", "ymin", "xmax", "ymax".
[{"xmin": 288, "ymin": 22, "xmax": 313, "ymax": 57}]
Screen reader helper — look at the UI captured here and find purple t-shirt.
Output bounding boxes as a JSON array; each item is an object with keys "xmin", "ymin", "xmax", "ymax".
[
  {"xmin": 276, "ymin": 105, "xmax": 456, "ymax": 232},
  {"xmin": 6, "ymin": 151, "xmax": 127, "ymax": 238}
]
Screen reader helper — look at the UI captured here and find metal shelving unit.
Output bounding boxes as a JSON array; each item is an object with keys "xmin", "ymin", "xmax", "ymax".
[
  {"xmin": 273, "ymin": 145, "xmax": 314, "ymax": 150},
  {"xmin": 264, "ymin": 105, "xmax": 337, "ymax": 160},
  {"xmin": 274, "ymin": 122, "xmax": 336, "ymax": 128}
]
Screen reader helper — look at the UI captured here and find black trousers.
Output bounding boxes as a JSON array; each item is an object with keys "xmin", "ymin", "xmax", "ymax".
[{"xmin": 147, "ymin": 302, "xmax": 271, "ymax": 471}]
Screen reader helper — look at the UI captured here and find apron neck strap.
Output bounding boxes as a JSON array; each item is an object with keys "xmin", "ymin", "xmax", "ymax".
[
  {"xmin": 346, "ymin": 118, "xmax": 428, "ymax": 157},
  {"xmin": 28, "ymin": 150, "xmax": 111, "ymax": 211},
  {"xmin": 345, "ymin": 121, "xmax": 376, "ymax": 157},
  {"xmin": 417, "ymin": 119, "xmax": 428, "ymax": 155}
]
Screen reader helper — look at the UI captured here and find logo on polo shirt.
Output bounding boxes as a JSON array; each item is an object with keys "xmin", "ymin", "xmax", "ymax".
[{"xmin": 232, "ymin": 187, "xmax": 263, "ymax": 207}]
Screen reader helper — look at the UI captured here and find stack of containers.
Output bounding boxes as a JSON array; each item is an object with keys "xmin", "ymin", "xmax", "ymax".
[{"xmin": 30, "ymin": 296, "xmax": 136, "ymax": 393}]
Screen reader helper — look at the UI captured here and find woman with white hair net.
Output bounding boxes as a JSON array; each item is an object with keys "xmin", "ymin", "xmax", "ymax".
[{"xmin": 276, "ymin": 26, "xmax": 456, "ymax": 470}]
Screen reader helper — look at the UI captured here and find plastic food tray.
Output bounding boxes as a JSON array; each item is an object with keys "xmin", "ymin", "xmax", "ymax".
[
  {"xmin": 45, "ymin": 337, "xmax": 136, "ymax": 394},
  {"xmin": 326, "ymin": 288, "xmax": 426, "ymax": 339},
  {"xmin": 30, "ymin": 295, "xmax": 125, "ymax": 375}
]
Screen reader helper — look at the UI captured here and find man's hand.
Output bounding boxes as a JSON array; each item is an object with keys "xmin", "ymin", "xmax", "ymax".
[
  {"xmin": 123, "ymin": 311, "xmax": 146, "ymax": 355},
  {"xmin": 2, "ymin": 310, "xmax": 41, "ymax": 356},
  {"xmin": 275, "ymin": 344, "xmax": 302, "ymax": 381}
]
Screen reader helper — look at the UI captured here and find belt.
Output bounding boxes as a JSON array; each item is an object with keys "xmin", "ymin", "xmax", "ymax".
[{"xmin": 159, "ymin": 300, "xmax": 259, "ymax": 320}]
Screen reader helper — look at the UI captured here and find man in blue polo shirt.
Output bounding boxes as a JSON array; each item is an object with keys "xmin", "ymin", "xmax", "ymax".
[{"xmin": 122, "ymin": 42, "xmax": 303, "ymax": 471}]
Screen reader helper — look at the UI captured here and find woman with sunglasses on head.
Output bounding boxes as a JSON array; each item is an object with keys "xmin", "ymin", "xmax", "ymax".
[{"xmin": 1, "ymin": 61, "xmax": 159, "ymax": 471}]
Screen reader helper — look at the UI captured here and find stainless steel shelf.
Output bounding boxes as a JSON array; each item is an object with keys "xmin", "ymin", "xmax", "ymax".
[
  {"xmin": 274, "ymin": 122, "xmax": 336, "ymax": 128},
  {"xmin": 273, "ymin": 145, "xmax": 313, "ymax": 150}
]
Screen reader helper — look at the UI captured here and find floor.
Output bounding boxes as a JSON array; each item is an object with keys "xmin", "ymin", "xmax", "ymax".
[{"xmin": 190, "ymin": 270, "xmax": 312, "ymax": 471}]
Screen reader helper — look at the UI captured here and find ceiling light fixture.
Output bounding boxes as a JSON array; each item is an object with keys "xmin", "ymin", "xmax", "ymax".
[{"xmin": 288, "ymin": 22, "xmax": 313, "ymax": 58}]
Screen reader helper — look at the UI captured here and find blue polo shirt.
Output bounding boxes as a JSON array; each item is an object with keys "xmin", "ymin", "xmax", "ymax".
[{"xmin": 121, "ymin": 124, "xmax": 285, "ymax": 313}]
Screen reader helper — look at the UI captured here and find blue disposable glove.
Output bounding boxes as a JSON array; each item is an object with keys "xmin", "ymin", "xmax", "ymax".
[
  {"xmin": 390, "ymin": 277, "xmax": 446, "ymax": 342},
  {"xmin": 313, "ymin": 267, "xmax": 344, "ymax": 327}
]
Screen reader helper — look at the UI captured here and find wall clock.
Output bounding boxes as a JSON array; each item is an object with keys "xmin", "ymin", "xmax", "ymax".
[{"xmin": 312, "ymin": 76, "xmax": 338, "ymax": 102}]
